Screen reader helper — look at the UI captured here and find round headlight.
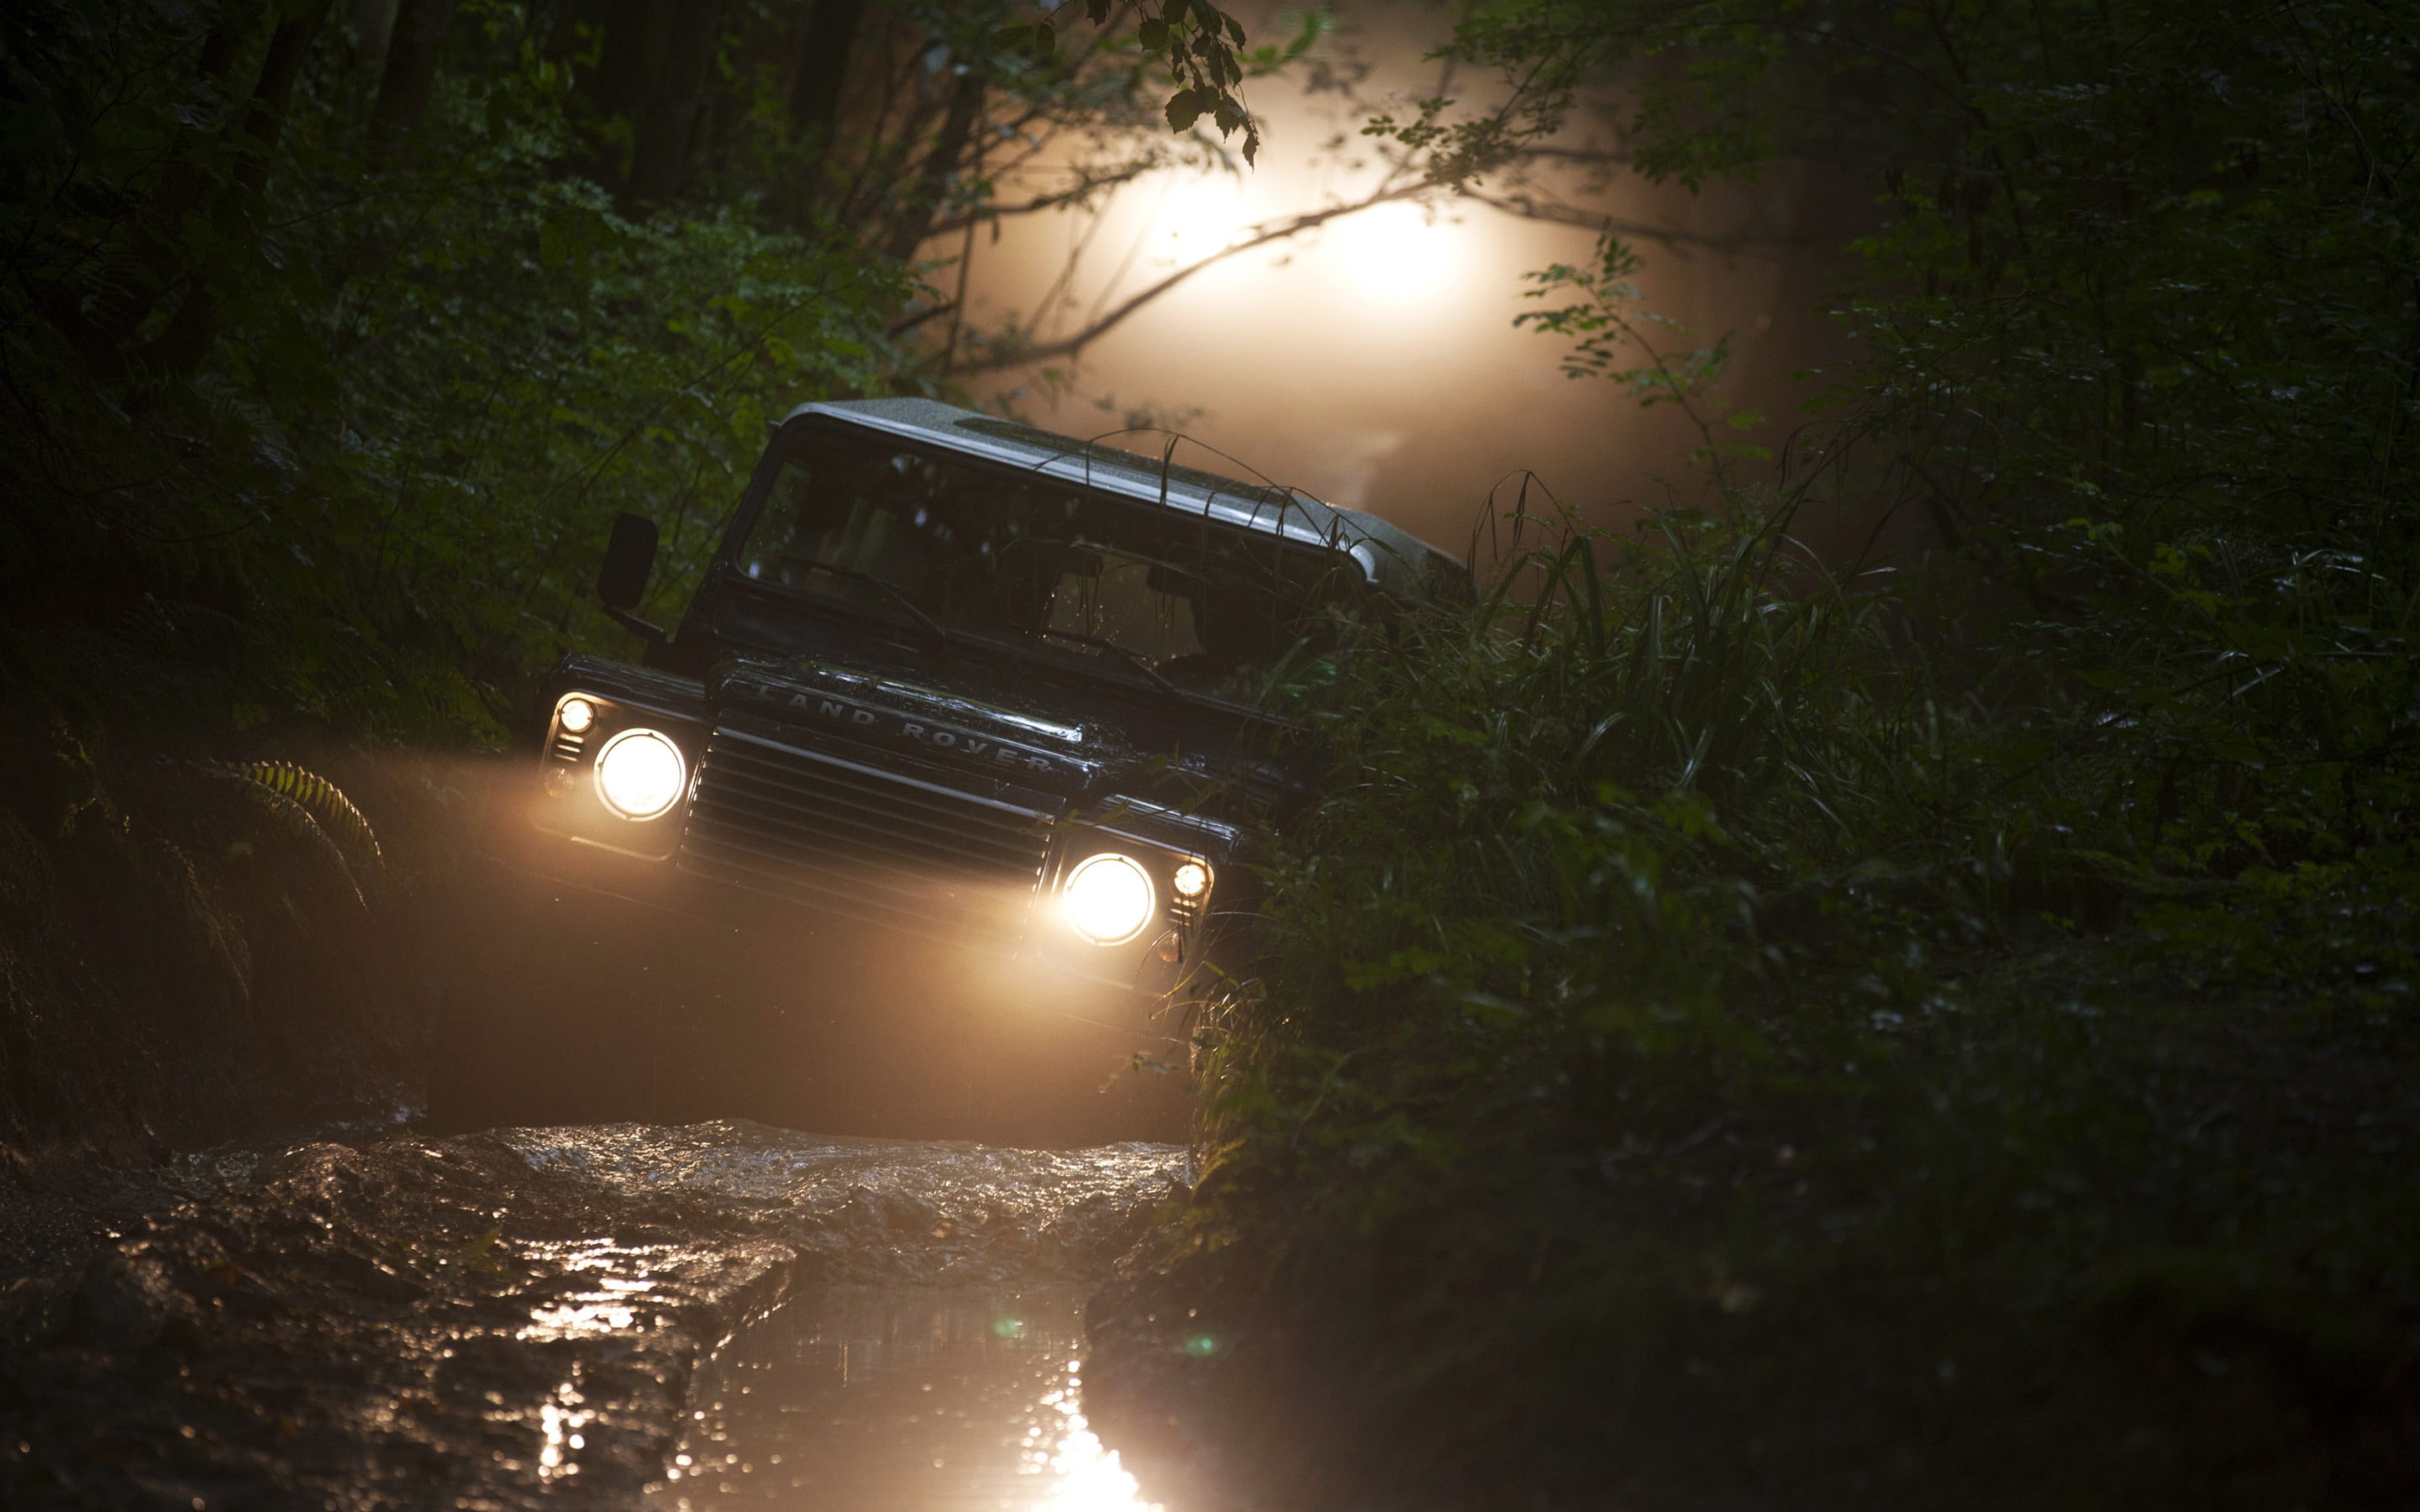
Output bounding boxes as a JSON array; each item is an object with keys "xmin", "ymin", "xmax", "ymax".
[
  {"xmin": 593, "ymin": 728, "xmax": 687, "ymax": 821},
  {"xmin": 1171, "ymin": 860, "xmax": 1210, "ymax": 900},
  {"xmin": 1062, "ymin": 853, "xmax": 1155, "ymax": 945},
  {"xmin": 558, "ymin": 696, "xmax": 597, "ymax": 733}
]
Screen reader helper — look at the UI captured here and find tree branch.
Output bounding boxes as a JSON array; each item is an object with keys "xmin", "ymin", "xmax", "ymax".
[
  {"xmin": 1463, "ymin": 189, "xmax": 1800, "ymax": 254},
  {"xmin": 957, "ymin": 185, "xmax": 1431, "ymax": 373},
  {"xmin": 926, "ymin": 160, "xmax": 1159, "ymax": 234}
]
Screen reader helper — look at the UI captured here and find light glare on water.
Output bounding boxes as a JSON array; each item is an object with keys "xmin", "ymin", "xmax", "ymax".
[{"xmin": 647, "ymin": 1285, "xmax": 1165, "ymax": 1511}]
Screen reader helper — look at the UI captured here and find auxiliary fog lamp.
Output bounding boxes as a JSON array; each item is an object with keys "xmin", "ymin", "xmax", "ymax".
[
  {"xmin": 592, "ymin": 727, "xmax": 688, "ymax": 821},
  {"xmin": 1061, "ymin": 853, "xmax": 1156, "ymax": 946}
]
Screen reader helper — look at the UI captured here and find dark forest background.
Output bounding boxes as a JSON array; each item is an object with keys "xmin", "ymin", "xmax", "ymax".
[{"xmin": 3, "ymin": 1, "xmax": 2417, "ymax": 1507}]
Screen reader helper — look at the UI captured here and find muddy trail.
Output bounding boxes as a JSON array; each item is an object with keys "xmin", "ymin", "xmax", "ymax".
[{"xmin": 0, "ymin": 1121, "xmax": 1190, "ymax": 1509}]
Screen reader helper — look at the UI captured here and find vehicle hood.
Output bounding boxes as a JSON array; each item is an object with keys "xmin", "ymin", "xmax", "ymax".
[{"xmin": 709, "ymin": 654, "xmax": 1294, "ymax": 808}]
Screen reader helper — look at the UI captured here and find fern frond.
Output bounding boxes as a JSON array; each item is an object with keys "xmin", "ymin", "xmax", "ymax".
[
  {"xmin": 227, "ymin": 761, "xmax": 383, "ymax": 873},
  {"xmin": 210, "ymin": 774, "xmax": 366, "ymax": 910}
]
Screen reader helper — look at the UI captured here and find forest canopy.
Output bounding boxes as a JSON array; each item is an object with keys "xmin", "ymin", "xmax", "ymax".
[{"xmin": 0, "ymin": 0, "xmax": 1267, "ymax": 741}]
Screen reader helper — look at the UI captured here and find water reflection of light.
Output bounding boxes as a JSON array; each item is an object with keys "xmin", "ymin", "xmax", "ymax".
[
  {"xmin": 516, "ymin": 1242, "xmax": 667, "ymax": 1341},
  {"xmin": 1033, "ymin": 1363, "xmax": 1161, "ymax": 1511},
  {"xmin": 644, "ymin": 1287, "xmax": 1174, "ymax": 1511},
  {"xmin": 523, "ymin": 1299, "xmax": 639, "ymax": 1337},
  {"xmin": 521, "ymin": 1275, "xmax": 660, "ymax": 1339},
  {"xmin": 539, "ymin": 1381, "xmax": 597, "ymax": 1481}
]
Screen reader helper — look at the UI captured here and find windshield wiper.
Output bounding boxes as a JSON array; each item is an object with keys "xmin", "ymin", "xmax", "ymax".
[
  {"xmin": 791, "ymin": 560, "xmax": 948, "ymax": 641},
  {"xmin": 1015, "ymin": 627, "xmax": 1191, "ymax": 700}
]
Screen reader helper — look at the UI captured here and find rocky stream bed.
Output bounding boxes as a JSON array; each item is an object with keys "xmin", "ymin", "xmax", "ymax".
[{"xmin": 0, "ymin": 1121, "xmax": 1192, "ymax": 1510}]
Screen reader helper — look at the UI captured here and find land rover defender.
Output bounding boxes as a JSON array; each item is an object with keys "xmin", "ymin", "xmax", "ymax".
[{"xmin": 431, "ymin": 397, "xmax": 1462, "ymax": 1140}]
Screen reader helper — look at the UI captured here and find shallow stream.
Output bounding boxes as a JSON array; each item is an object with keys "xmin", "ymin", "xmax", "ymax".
[
  {"xmin": 0, "ymin": 1121, "xmax": 1190, "ymax": 1510},
  {"xmin": 654, "ymin": 1285, "xmax": 1158, "ymax": 1510}
]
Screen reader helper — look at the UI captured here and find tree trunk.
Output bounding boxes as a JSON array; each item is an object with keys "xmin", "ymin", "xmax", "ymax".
[
  {"xmin": 787, "ymin": 0, "xmax": 865, "ymax": 148},
  {"xmin": 590, "ymin": 0, "xmax": 666, "ymax": 128},
  {"xmin": 350, "ymin": 0, "xmax": 399, "ymax": 64},
  {"xmin": 885, "ymin": 67, "xmax": 984, "ymax": 263},
  {"xmin": 369, "ymin": 0, "xmax": 457, "ymax": 146},
  {"xmin": 64, "ymin": 2, "xmax": 264, "ymax": 367},
  {"xmin": 625, "ymin": 0, "xmax": 723, "ymax": 205},
  {"xmin": 776, "ymin": 0, "xmax": 865, "ymax": 223},
  {"xmin": 143, "ymin": 0, "xmax": 335, "ymax": 380}
]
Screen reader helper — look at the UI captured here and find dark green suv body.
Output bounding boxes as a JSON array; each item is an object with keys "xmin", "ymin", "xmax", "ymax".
[{"xmin": 439, "ymin": 398, "xmax": 1461, "ymax": 1140}]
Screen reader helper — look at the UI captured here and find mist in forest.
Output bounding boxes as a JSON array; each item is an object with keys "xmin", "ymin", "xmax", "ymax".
[{"xmin": 958, "ymin": 3, "xmax": 1857, "ymax": 555}]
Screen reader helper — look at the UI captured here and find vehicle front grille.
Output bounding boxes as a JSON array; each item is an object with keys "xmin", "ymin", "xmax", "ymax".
[{"xmin": 677, "ymin": 726, "xmax": 1055, "ymax": 940}]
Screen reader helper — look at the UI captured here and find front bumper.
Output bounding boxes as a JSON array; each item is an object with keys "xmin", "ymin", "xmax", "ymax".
[{"xmin": 496, "ymin": 687, "xmax": 1231, "ymax": 999}]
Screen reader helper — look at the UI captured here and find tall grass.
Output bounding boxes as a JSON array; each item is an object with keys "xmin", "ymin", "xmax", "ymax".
[
  {"xmin": 1198, "ymin": 495, "xmax": 1981, "ymax": 1179},
  {"xmin": 1143, "ymin": 492, "xmax": 2420, "ymax": 1511}
]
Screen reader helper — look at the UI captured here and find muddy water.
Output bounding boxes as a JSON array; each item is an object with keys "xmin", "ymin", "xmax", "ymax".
[
  {"xmin": 0, "ymin": 1121, "xmax": 1188, "ymax": 1510},
  {"xmin": 655, "ymin": 1286, "xmax": 1158, "ymax": 1510}
]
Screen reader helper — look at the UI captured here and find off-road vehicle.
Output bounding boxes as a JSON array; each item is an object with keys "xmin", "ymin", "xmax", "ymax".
[{"xmin": 432, "ymin": 398, "xmax": 1462, "ymax": 1141}]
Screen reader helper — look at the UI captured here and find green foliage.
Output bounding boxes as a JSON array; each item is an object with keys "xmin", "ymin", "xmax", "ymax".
[
  {"xmin": 1416, "ymin": 0, "xmax": 2420, "ymax": 868},
  {"xmin": 0, "ymin": 0, "xmax": 903, "ymax": 740},
  {"xmin": 1168, "ymin": 496, "xmax": 2420, "ymax": 1505},
  {"xmin": 1157, "ymin": 2, "xmax": 2420, "ymax": 1501},
  {"xmin": 1814, "ymin": 0, "xmax": 2420, "ymax": 869},
  {"xmin": 1518, "ymin": 234, "xmax": 1769, "ymax": 481},
  {"xmin": 219, "ymin": 758, "xmax": 382, "ymax": 874},
  {"xmin": 0, "ymin": 0, "xmax": 1265, "ymax": 745},
  {"xmin": 1202, "ymin": 497, "xmax": 1954, "ymax": 1182},
  {"xmin": 1001, "ymin": 0, "xmax": 1277, "ymax": 162}
]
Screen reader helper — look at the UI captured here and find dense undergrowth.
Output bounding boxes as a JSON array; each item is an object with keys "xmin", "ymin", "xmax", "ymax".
[
  {"xmin": 0, "ymin": 0, "xmax": 897, "ymax": 1160},
  {"xmin": 1092, "ymin": 2, "xmax": 2420, "ymax": 1507},
  {"xmin": 1095, "ymin": 507, "xmax": 2418, "ymax": 1507}
]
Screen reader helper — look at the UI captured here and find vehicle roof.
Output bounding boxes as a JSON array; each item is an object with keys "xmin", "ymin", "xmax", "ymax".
[{"xmin": 783, "ymin": 397, "xmax": 1465, "ymax": 599}]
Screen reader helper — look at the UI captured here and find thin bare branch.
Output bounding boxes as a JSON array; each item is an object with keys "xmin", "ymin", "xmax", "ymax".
[
  {"xmin": 1465, "ymin": 190, "xmax": 1800, "ymax": 254},
  {"xmin": 959, "ymin": 185, "xmax": 1431, "ymax": 373},
  {"xmin": 928, "ymin": 160, "xmax": 1159, "ymax": 234}
]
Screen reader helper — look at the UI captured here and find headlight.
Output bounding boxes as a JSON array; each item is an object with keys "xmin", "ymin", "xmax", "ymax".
[
  {"xmin": 557, "ymin": 696, "xmax": 597, "ymax": 733},
  {"xmin": 1171, "ymin": 860, "xmax": 1210, "ymax": 900},
  {"xmin": 593, "ymin": 728, "xmax": 687, "ymax": 821},
  {"xmin": 1062, "ymin": 853, "xmax": 1155, "ymax": 945}
]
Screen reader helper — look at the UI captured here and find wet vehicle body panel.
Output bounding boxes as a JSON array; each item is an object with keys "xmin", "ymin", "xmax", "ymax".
[{"xmin": 450, "ymin": 398, "xmax": 1461, "ymax": 1138}]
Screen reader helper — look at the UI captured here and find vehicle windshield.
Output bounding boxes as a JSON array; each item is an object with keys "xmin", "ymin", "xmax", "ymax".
[{"xmin": 731, "ymin": 424, "xmax": 1355, "ymax": 701}]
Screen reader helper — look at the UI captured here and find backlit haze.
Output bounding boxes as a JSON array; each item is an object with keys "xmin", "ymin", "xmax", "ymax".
[{"xmin": 955, "ymin": 2, "xmax": 1854, "ymax": 560}]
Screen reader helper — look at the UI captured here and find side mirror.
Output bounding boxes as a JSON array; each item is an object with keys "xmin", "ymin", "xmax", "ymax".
[{"xmin": 598, "ymin": 512, "xmax": 659, "ymax": 610}]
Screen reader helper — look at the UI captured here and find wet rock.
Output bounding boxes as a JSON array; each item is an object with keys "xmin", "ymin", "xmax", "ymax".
[
  {"xmin": 0, "ymin": 1273, "xmax": 76, "ymax": 1352},
  {"xmin": 71, "ymin": 1242, "xmax": 179, "ymax": 1348}
]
